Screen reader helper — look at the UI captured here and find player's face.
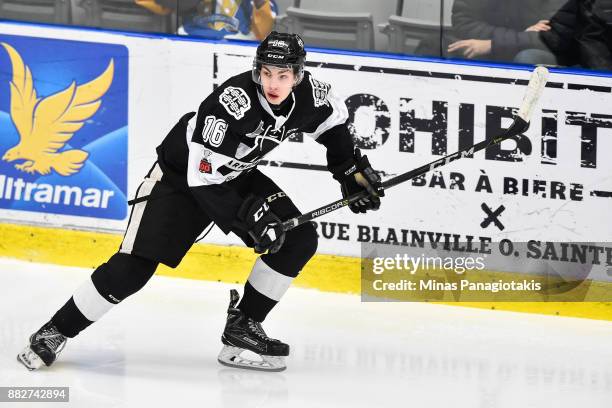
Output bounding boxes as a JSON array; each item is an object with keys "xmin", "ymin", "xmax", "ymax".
[{"xmin": 260, "ymin": 65, "xmax": 295, "ymax": 105}]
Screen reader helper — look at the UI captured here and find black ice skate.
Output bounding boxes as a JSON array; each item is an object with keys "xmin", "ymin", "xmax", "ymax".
[
  {"xmin": 17, "ymin": 321, "xmax": 67, "ymax": 371},
  {"xmin": 218, "ymin": 289, "xmax": 289, "ymax": 372}
]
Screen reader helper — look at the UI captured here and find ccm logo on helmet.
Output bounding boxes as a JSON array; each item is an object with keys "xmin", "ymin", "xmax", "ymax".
[{"xmin": 267, "ymin": 53, "xmax": 284, "ymax": 59}]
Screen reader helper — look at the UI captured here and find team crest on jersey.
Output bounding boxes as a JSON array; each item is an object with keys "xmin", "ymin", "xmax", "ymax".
[
  {"xmin": 309, "ymin": 76, "xmax": 331, "ymax": 108},
  {"xmin": 219, "ymin": 86, "xmax": 251, "ymax": 120},
  {"xmin": 199, "ymin": 150, "xmax": 213, "ymax": 174}
]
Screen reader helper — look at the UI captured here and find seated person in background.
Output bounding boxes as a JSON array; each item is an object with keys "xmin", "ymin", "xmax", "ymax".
[
  {"xmin": 136, "ymin": 0, "xmax": 277, "ymax": 41},
  {"xmin": 446, "ymin": 0, "xmax": 565, "ymax": 65},
  {"xmin": 540, "ymin": 0, "xmax": 612, "ymax": 70},
  {"xmin": 135, "ymin": 0, "xmax": 176, "ymax": 16},
  {"xmin": 538, "ymin": 0, "xmax": 580, "ymax": 67},
  {"xmin": 577, "ymin": 0, "xmax": 612, "ymax": 70}
]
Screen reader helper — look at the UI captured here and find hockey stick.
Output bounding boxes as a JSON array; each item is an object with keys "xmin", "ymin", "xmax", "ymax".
[{"xmin": 280, "ymin": 66, "xmax": 549, "ymax": 232}]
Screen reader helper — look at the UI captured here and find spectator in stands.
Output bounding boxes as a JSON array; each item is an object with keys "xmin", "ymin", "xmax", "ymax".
[
  {"xmin": 576, "ymin": 0, "xmax": 612, "ymax": 69},
  {"xmin": 446, "ymin": 0, "xmax": 565, "ymax": 65},
  {"xmin": 135, "ymin": 0, "xmax": 177, "ymax": 16},
  {"xmin": 540, "ymin": 0, "xmax": 612, "ymax": 70},
  {"xmin": 538, "ymin": 0, "xmax": 579, "ymax": 67},
  {"xmin": 136, "ymin": 0, "xmax": 277, "ymax": 40}
]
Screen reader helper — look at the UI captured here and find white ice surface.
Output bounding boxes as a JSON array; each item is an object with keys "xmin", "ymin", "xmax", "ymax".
[{"xmin": 0, "ymin": 257, "xmax": 611, "ymax": 408}]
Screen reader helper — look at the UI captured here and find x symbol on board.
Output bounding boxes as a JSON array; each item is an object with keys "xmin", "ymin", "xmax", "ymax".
[{"xmin": 480, "ymin": 203, "xmax": 505, "ymax": 230}]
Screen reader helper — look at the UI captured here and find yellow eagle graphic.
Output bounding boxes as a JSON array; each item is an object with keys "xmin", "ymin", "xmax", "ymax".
[{"xmin": 1, "ymin": 42, "xmax": 114, "ymax": 176}]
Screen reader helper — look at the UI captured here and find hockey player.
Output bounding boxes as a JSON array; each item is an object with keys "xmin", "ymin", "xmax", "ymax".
[{"xmin": 17, "ymin": 32, "xmax": 384, "ymax": 372}]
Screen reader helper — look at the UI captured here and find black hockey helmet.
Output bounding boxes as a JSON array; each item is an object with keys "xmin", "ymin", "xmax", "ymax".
[{"xmin": 252, "ymin": 31, "xmax": 306, "ymax": 86}]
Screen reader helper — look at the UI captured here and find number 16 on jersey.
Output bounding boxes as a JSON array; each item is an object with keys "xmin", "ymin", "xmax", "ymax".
[{"xmin": 202, "ymin": 115, "xmax": 228, "ymax": 147}]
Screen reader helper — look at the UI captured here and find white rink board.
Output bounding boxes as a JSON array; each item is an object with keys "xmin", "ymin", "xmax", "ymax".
[{"xmin": 0, "ymin": 22, "xmax": 611, "ymax": 261}]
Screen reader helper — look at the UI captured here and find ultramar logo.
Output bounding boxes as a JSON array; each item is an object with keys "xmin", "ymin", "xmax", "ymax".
[{"xmin": 0, "ymin": 42, "xmax": 117, "ymax": 210}]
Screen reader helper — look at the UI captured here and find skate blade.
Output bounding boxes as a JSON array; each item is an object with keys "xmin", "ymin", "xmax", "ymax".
[
  {"xmin": 17, "ymin": 346, "xmax": 44, "ymax": 371},
  {"xmin": 218, "ymin": 345, "xmax": 286, "ymax": 372}
]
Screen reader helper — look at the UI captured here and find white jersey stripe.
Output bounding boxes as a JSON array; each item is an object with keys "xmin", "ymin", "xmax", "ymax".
[{"xmin": 120, "ymin": 163, "xmax": 163, "ymax": 255}]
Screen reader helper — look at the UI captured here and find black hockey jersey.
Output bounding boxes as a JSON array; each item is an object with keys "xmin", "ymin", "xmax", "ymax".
[{"xmin": 156, "ymin": 70, "xmax": 355, "ymax": 233}]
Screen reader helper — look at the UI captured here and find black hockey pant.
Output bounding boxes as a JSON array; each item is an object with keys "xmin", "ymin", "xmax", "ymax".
[{"xmin": 51, "ymin": 167, "xmax": 317, "ymax": 338}]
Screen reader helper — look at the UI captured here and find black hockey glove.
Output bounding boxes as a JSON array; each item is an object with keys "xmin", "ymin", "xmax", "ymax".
[
  {"xmin": 330, "ymin": 149, "xmax": 385, "ymax": 214},
  {"xmin": 237, "ymin": 195, "xmax": 286, "ymax": 254}
]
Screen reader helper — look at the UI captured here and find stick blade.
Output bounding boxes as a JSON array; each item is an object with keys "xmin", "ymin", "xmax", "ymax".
[{"xmin": 517, "ymin": 66, "xmax": 549, "ymax": 123}]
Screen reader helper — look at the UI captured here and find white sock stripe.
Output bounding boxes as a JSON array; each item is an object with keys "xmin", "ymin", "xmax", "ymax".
[
  {"xmin": 247, "ymin": 258, "xmax": 294, "ymax": 302},
  {"xmin": 73, "ymin": 277, "xmax": 115, "ymax": 322},
  {"xmin": 120, "ymin": 163, "xmax": 163, "ymax": 254}
]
